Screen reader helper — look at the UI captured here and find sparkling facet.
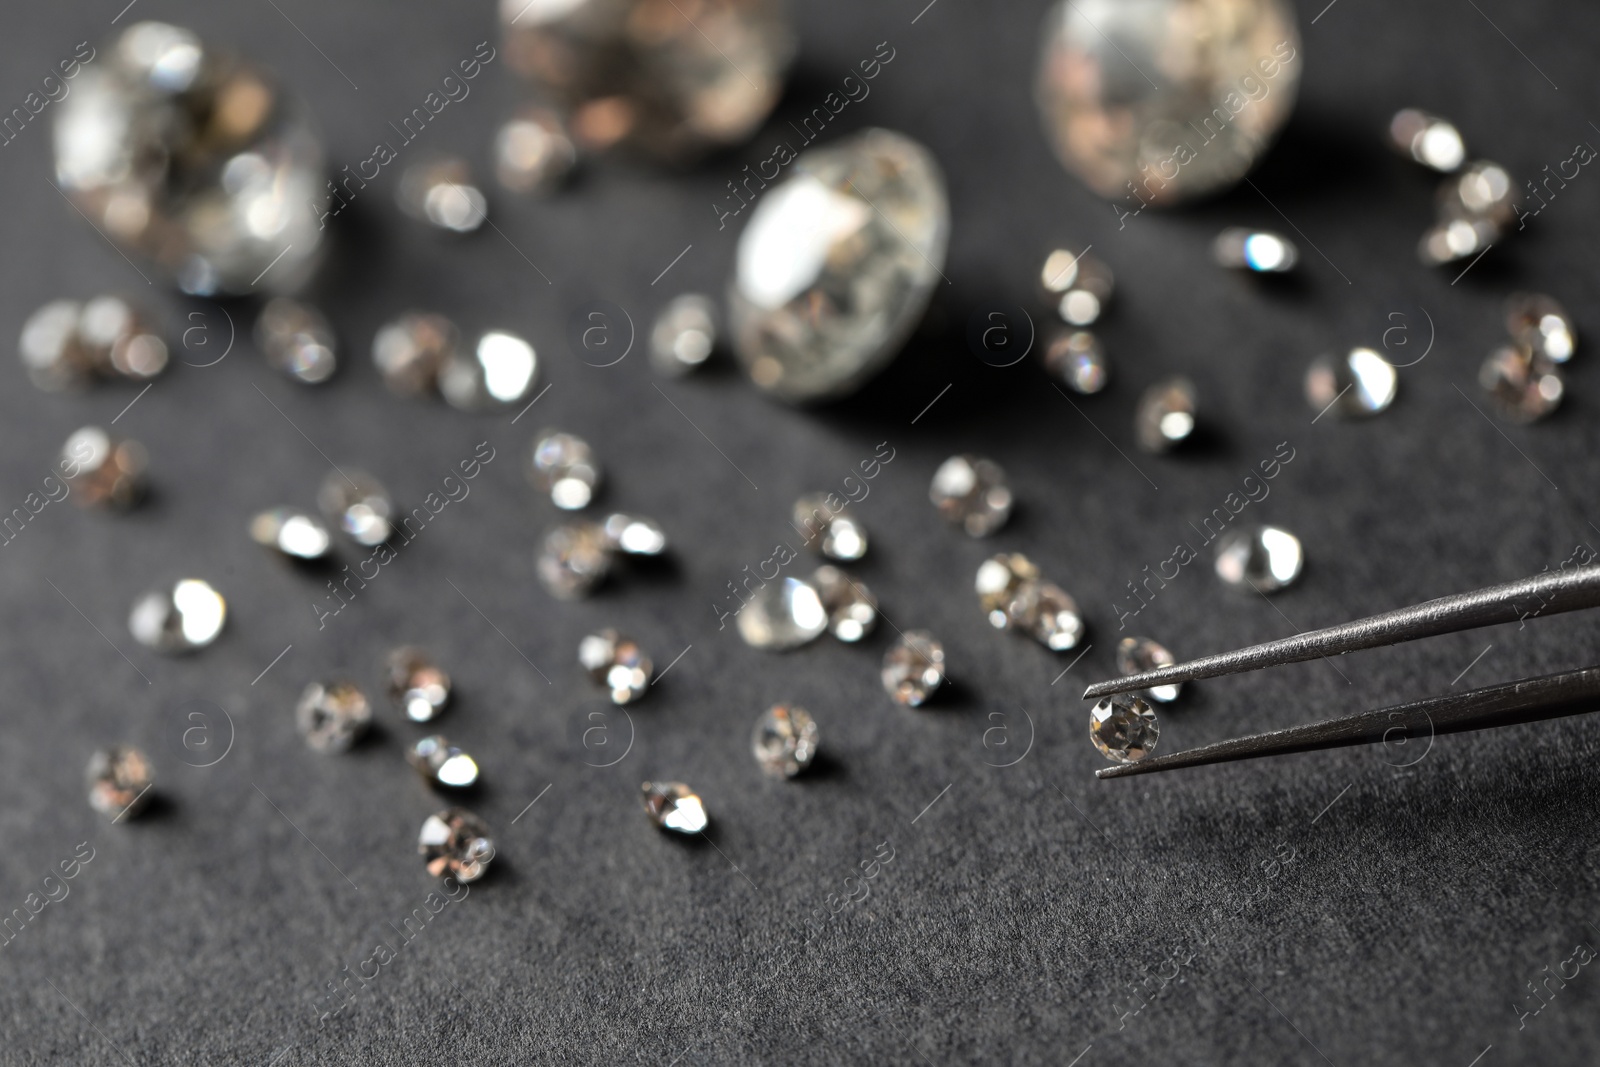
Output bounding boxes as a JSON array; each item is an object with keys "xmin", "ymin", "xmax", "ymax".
[
  {"xmin": 1388, "ymin": 109, "xmax": 1465, "ymax": 172},
  {"xmin": 318, "ymin": 469, "xmax": 393, "ymax": 547},
  {"xmin": 728, "ymin": 128, "xmax": 950, "ymax": 403},
  {"xmin": 249, "ymin": 507, "xmax": 332, "ymax": 560},
  {"xmin": 408, "ymin": 736, "xmax": 480, "ymax": 789},
  {"xmin": 650, "ymin": 294, "xmax": 717, "ymax": 376},
  {"xmin": 752, "ymin": 704, "xmax": 818, "ymax": 778},
  {"xmin": 1135, "ymin": 377, "xmax": 1197, "ymax": 453},
  {"xmin": 1215, "ymin": 525, "xmax": 1303, "ymax": 593},
  {"xmin": 398, "ymin": 158, "xmax": 487, "ymax": 233},
  {"xmin": 930, "ymin": 455, "xmax": 1012, "ymax": 537},
  {"xmin": 1305, "ymin": 348, "xmax": 1397, "ymax": 417},
  {"xmin": 1035, "ymin": 0, "xmax": 1301, "ymax": 203},
  {"xmin": 87, "ymin": 746, "xmax": 154, "ymax": 819},
  {"xmin": 61, "ymin": 426, "xmax": 148, "ymax": 508},
  {"xmin": 537, "ymin": 522, "xmax": 612, "ymax": 598},
  {"xmin": 882, "ymin": 630, "xmax": 945, "ymax": 707},
  {"xmin": 418, "ymin": 808, "xmax": 494, "ymax": 882},
  {"xmin": 1480, "ymin": 345, "xmax": 1564, "ymax": 423},
  {"xmin": 295, "ymin": 681, "xmax": 372, "ymax": 753},
  {"xmin": 811, "ymin": 565, "xmax": 877, "ymax": 642},
  {"xmin": 256, "ymin": 298, "xmax": 336, "ymax": 384},
  {"xmin": 737, "ymin": 576, "xmax": 827, "ymax": 651},
  {"xmin": 579, "ymin": 629, "xmax": 653, "ymax": 704},
  {"xmin": 439, "ymin": 330, "xmax": 538, "ymax": 410},
  {"xmin": 494, "ymin": 106, "xmax": 576, "ymax": 194},
  {"xmin": 129, "ymin": 579, "xmax": 226, "ymax": 653},
  {"xmin": 1213, "ymin": 228, "xmax": 1298, "ymax": 272},
  {"xmin": 1090, "ymin": 696, "xmax": 1159, "ymax": 764},
  {"xmin": 529, "ymin": 431, "xmax": 601, "ymax": 510},
  {"xmin": 1042, "ymin": 330, "xmax": 1108, "ymax": 393},
  {"xmin": 1117, "ymin": 636, "xmax": 1181, "ymax": 702},
  {"xmin": 601, "ymin": 513, "xmax": 667, "ymax": 556},
  {"xmin": 640, "ymin": 781, "xmax": 709, "ymax": 834},
  {"xmin": 1505, "ymin": 293, "xmax": 1575, "ymax": 364},
  {"xmin": 386, "ymin": 647, "xmax": 451, "ymax": 723},
  {"xmin": 373, "ymin": 312, "xmax": 459, "ymax": 397}
]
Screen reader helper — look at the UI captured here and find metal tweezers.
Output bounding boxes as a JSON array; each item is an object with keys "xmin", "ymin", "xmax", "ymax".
[{"xmin": 1083, "ymin": 566, "xmax": 1600, "ymax": 780}]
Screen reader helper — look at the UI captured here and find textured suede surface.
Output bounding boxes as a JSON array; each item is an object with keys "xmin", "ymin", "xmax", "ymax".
[{"xmin": 1, "ymin": 1, "xmax": 1598, "ymax": 1064}]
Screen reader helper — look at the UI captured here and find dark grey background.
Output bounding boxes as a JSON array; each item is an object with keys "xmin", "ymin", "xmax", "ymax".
[{"xmin": 1, "ymin": 0, "xmax": 1598, "ymax": 1063}]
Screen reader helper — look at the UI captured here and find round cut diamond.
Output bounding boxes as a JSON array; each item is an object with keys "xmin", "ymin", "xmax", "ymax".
[
  {"xmin": 129, "ymin": 579, "xmax": 226, "ymax": 653},
  {"xmin": 398, "ymin": 158, "xmax": 487, "ymax": 233},
  {"xmin": 1010, "ymin": 580, "xmax": 1084, "ymax": 651},
  {"xmin": 811, "ymin": 565, "xmax": 877, "ymax": 642},
  {"xmin": 538, "ymin": 522, "xmax": 613, "ymax": 599},
  {"xmin": 729, "ymin": 128, "xmax": 950, "ymax": 403},
  {"xmin": 1135, "ymin": 377, "xmax": 1197, "ymax": 453},
  {"xmin": 494, "ymin": 107, "xmax": 576, "ymax": 194},
  {"xmin": 1042, "ymin": 330, "xmax": 1108, "ymax": 394},
  {"xmin": 976, "ymin": 553, "xmax": 1041, "ymax": 627},
  {"xmin": 882, "ymin": 631, "xmax": 945, "ymax": 707},
  {"xmin": 257, "ymin": 298, "xmax": 336, "ymax": 384},
  {"xmin": 1388, "ymin": 109, "xmax": 1465, "ymax": 172},
  {"xmin": 1213, "ymin": 228, "xmax": 1298, "ymax": 273},
  {"xmin": 87, "ymin": 745, "xmax": 154, "ymax": 820},
  {"xmin": 1479, "ymin": 345, "xmax": 1564, "ymax": 423},
  {"xmin": 440, "ymin": 330, "xmax": 538, "ymax": 410},
  {"xmin": 930, "ymin": 455, "xmax": 1012, "ymax": 537},
  {"xmin": 61, "ymin": 426, "xmax": 148, "ymax": 508},
  {"xmin": 1305, "ymin": 348, "xmax": 1397, "ymax": 417},
  {"xmin": 295, "ymin": 681, "xmax": 372, "ymax": 753},
  {"xmin": 373, "ymin": 312, "xmax": 459, "ymax": 397},
  {"xmin": 408, "ymin": 736, "xmax": 480, "ymax": 789},
  {"xmin": 737, "ymin": 577, "xmax": 827, "ymax": 651},
  {"xmin": 21, "ymin": 300, "xmax": 98, "ymax": 391},
  {"xmin": 651, "ymin": 294, "xmax": 717, "ymax": 376},
  {"xmin": 529, "ymin": 431, "xmax": 601, "ymax": 510},
  {"xmin": 77, "ymin": 297, "xmax": 169, "ymax": 381},
  {"xmin": 641, "ymin": 781, "xmax": 709, "ymax": 834},
  {"xmin": 601, "ymin": 513, "xmax": 667, "ymax": 556},
  {"xmin": 387, "ymin": 648, "xmax": 451, "ymax": 723},
  {"xmin": 1090, "ymin": 696, "xmax": 1159, "ymax": 764},
  {"xmin": 752, "ymin": 704, "xmax": 819, "ymax": 778},
  {"xmin": 249, "ymin": 507, "xmax": 332, "ymax": 560},
  {"xmin": 793, "ymin": 493, "xmax": 868, "ymax": 561},
  {"xmin": 579, "ymin": 629, "xmax": 653, "ymax": 704},
  {"xmin": 1505, "ymin": 293, "xmax": 1575, "ymax": 363},
  {"xmin": 418, "ymin": 808, "xmax": 494, "ymax": 882},
  {"xmin": 318, "ymin": 469, "xmax": 393, "ymax": 547},
  {"xmin": 1215, "ymin": 525, "xmax": 1303, "ymax": 593},
  {"xmin": 1117, "ymin": 636, "xmax": 1181, "ymax": 702}
]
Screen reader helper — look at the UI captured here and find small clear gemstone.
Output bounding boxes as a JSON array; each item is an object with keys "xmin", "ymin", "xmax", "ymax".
[
  {"xmin": 752, "ymin": 704, "xmax": 819, "ymax": 777},
  {"xmin": 882, "ymin": 630, "xmax": 945, "ymax": 707},
  {"xmin": 529, "ymin": 431, "xmax": 601, "ymax": 510},
  {"xmin": 418, "ymin": 808, "xmax": 494, "ymax": 882},
  {"xmin": 494, "ymin": 107, "xmax": 576, "ymax": 194},
  {"xmin": 1117, "ymin": 636, "xmax": 1181, "ymax": 702},
  {"xmin": 640, "ymin": 781, "xmax": 708, "ymax": 834},
  {"xmin": 601, "ymin": 513, "xmax": 667, "ymax": 556},
  {"xmin": 1135, "ymin": 377, "xmax": 1198, "ymax": 453},
  {"xmin": 930, "ymin": 455, "xmax": 1012, "ymax": 537},
  {"xmin": 792, "ymin": 493, "xmax": 868, "ymax": 560},
  {"xmin": 295, "ymin": 681, "xmax": 372, "ymax": 753},
  {"xmin": 373, "ymin": 312, "xmax": 459, "ymax": 397},
  {"xmin": 1305, "ymin": 348, "xmax": 1398, "ymax": 417},
  {"xmin": 318, "ymin": 469, "xmax": 393, "ymax": 547},
  {"xmin": 1480, "ymin": 344, "xmax": 1564, "ymax": 423},
  {"xmin": 256, "ymin": 298, "xmax": 336, "ymax": 384},
  {"xmin": 386, "ymin": 647, "xmax": 451, "ymax": 723},
  {"xmin": 249, "ymin": 507, "xmax": 332, "ymax": 560},
  {"xmin": 650, "ymin": 294, "xmax": 718, "ymax": 377},
  {"xmin": 1389, "ymin": 109, "xmax": 1466, "ymax": 172},
  {"xmin": 61, "ymin": 426, "xmax": 148, "ymax": 508},
  {"xmin": 78, "ymin": 297, "xmax": 168, "ymax": 380},
  {"xmin": 737, "ymin": 576, "xmax": 827, "ymax": 651},
  {"xmin": 398, "ymin": 158, "xmax": 487, "ymax": 233},
  {"xmin": 408, "ymin": 736, "xmax": 480, "ymax": 789},
  {"xmin": 439, "ymin": 330, "xmax": 538, "ymax": 410},
  {"xmin": 20, "ymin": 300, "xmax": 97, "ymax": 391},
  {"xmin": 1213, "ymin": 228, "xmax": 1299, "ymax": 273},
  {"xmin": 1042, "ymin": 329, "xmax": 1108, "ymax": 393},
  {"xmin": 1009, "ymin": 580, "xmax": 1084, "ymax": 651},
  {"xmin": 1418, "ymin": 217, "xmax": 1498, "ymax": 266},
  {"xmin": 86, "ymin": 746, "xmax": 153, "ymax": 819},
  {"xmin": 1420, "ymin": 161, "xmax": 1513, "ymax": 266},
  {"xmin": 811, "ymin": 565, "xmax": 877, "ymax": 642},
  {"xmin": 1041, "ymin": 251, "xmax": 1114, "ymax": 326},
  {"xmin": 1215, "ymin": 525, "xmax": 1303, "ymax": 593},
  {"xmin": 129, "ymin": 579, "xmax": 226, "ymax": 653},
  {"xmin": 537, "ymin": 522, "xmax": 612, "ymax": 599},
  {"xmin": 578, "ymin": 629, "xmax": 652, "ymax": 704},
  {"xmin": 1505, "ymin": 293, "xmax": 1575, "ymax": 363},
  {"xmin": 1090, "ymin": 696, "xmax": 1159, "ymax": 764},
  {"xmin": 975, "ymin": 553, "xmax": 1041, "ymax": 627}
]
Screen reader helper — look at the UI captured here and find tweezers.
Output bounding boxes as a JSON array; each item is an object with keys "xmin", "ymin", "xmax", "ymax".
[{"xmin": 1083, "ymin": 566, "xmax": 1600, "ymax": 779}]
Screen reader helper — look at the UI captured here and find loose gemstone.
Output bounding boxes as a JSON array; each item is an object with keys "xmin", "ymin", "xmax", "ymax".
[
  {"xmin": 318, "ymin": 469, "xmax": 393, "ymax": 547},
  {"xmin": 1089, "ymin": 696, "xmax": 1159, "ymax": 764},
  {"xmin": 418, "ymin": 808, "xmax": 494, "ymax": 882},
  {"xmin": 129, "ymin": 579, "xmax": 226, "ymax": 653},
  {"xmin": 975, "ymin": 553, "xmax": 1041, "ymax": 628},
  {"xmin": 737, "ymin": 576, "xmax": 828, "ymax": 651},
  {"xmin": 930, "ymin": 455, "xmax": 1012, "ymax": 537},
  {"xmin": 1117, "ymin": 636, "xmax": 1181, "ymax": 702},
  {"xmin": 1043, "ymin": 329, "xmax": 1109, "ymax": 394},
  {"xmin": 373, "ymin": 312, "xmax": 460, "ymax": 397},
  {"xmin": 529, "ymin": 431, "xmax": 601, "ymax": 510},
  {"xmin": 1505, "ymin": 293, "xmax": 1575, "ymax": 363},
  {"xmin": 1213, "ymin": 228, "xmax": 1299, "ymax": 273},
  {"xmin": 500, "ymin": 0, "xmax": 795, "ymax": 163},
  {"xmin": 1135, "ymin": 377, "xmax": 1198, "ymax": 453},
  {"xmin": 1009, "ymin": 580, "xmax": 1085, "ymax": 651},
  {"xmin": 640, "ymin": 781, "xmax": 708, "ymax": 834},
  {"xmin": 295, "ymin": 681, "xmax": 372, "ymax": 753},
  {"xmin": 77, "ymin": 297, "xmax": 169, "ymax": 380},
  {"xmin": 20, "ymin": 300, "xmax": 97, "ymax": 391},
  {"xmin": 493, "ymin": 106, "xmax": 576, "ymax": 194},
  {"xmin": 249, "ymin": 507, "xmax": 332, "ymax": 560},
  {"xmin": 792, "ymin": 493, "xmax": 867, "ymax": 561},
  {"xmin": 1388, "ymin": 109, "xmax": 1466, "ymax": 173},
  {"xmin": 256, "ymin": 298, "xmax": 336, "ymax": 384},
  {"xmin": 386, "ymin": 647, "xmax": 451, "ymax": 723},
  {"xmin": 537, "ymin": 522, "xmax": 612, "ymax": 599},
  {"xmin": 408, "ymin": 736, "xmax": 480, "ymax": 789},
  {"xmin": 397, "ymin": 158, "xmax": 487, "ymax": 233},
  {"xmin": 1036, "ymin": 0, "xmax": 1301, "ymax": 203},
  {"xmin": 601, "ymin": 513, "xmax": 667, "ymax": 556},
  {"xmin": 578, "ymin": 629, "xmax": 653, "ymax": 704},
  {"xmin": 1420, "ymin": 161, "xmax": 1514, "ymax": 266},
  {"xmin": 1418, "ymin": 217, "xmax": 1498, "ymax": 267},
  {"xmin": 811, "ymin": 565, "xmax": 877, "ymax": 642},
  {"xmin": 1305, "ymin": 348, "xmax": 1398, "ymax": 417},
  {"xmin": 60, "ymin": 426, "xmax": 148, "ymax": 508},
  {"xmin": 1041, "ymin": 249, "xmax": 1115, "ymax": 326},
  {"xmin": 881, "ymin": 630, "xmax": 945, "ymax": 706},
  {"xmin": 752, "ymin": 704, "xmax": 819, "ymax": 777},
  {"xmin": 821, "ymin": 516, "xmax": 869, "ymax": 561},
  {"xmin": 86, "ymin": 746, "xmax": 154, "ymax": 820},
  {"xmin": 439, "ymin": 330, "xmax": 539, "ymax": 410},
  {"xmin": 728, "ymin": 128, "xmax": 950, "ymax": 403},
  {"xmin": 650, "ymin": 294, "xmax": 718, "ymax": 376},
  {"xmin": 1479, "ymin": 345, "xmax": 1564, "ymax": 423},
  {"xmin": 1215, "ymin": 525, "xmax": 1303, "ymax": 593}
]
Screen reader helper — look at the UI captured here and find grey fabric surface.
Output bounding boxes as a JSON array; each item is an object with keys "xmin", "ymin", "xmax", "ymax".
[{"xmin": 2, "ymin": 0, "xmax": 1599, "ymax": 1063}]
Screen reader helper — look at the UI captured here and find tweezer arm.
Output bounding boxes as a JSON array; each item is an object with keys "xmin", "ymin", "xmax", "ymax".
[
  {"xmin": 1097, "ymin": 664, "xmax": 1600, "ymax": 778},
  {"xmin": 1084, "ymin": 565, "xmax": 1600, "ymax": 700}
]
